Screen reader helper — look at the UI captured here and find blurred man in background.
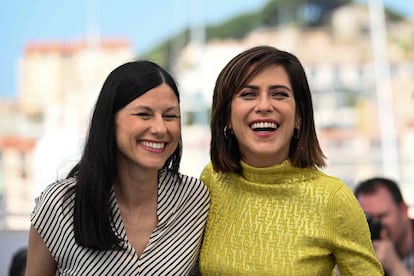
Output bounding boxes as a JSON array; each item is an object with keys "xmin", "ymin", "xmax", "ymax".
[{"xmin": 354, "ymin": 177, "xmax": 413, "ymax": 276}]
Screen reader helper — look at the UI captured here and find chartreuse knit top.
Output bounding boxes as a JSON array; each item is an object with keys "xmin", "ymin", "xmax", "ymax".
[{"xmin": 199, "ymin": 160, "xmax": 383, "ymax": 275}]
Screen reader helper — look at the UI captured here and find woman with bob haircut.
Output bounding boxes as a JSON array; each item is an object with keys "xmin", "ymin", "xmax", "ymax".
[
  {"xmin": 198, "ymin": 46, "xmax": 382, "ymax": 275},
  {"xmin": 26, "ymin": 60, "xmax": 210, "ymax": 275}
]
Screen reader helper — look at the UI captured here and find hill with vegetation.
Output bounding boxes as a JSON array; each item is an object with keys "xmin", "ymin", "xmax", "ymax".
[{"xmin": 142, "ymin": 0, "xmax": 405, "ymax": 68}]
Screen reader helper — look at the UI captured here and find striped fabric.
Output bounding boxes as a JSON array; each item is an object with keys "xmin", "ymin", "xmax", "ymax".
[{"xmin": 31, "ymin": 169, "xmax": 210, "ymax": 275}]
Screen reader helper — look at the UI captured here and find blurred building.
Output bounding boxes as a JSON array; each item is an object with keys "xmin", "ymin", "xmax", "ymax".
[
  {"xmin": 18, "ymin": 39, "xmax": 135, "ymax": 127},
  {"xmin": 0, "ymin": 39, "xmax": 135, "ymax": 230}
]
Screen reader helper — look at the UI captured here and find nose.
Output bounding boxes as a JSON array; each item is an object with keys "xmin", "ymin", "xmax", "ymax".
[
  {"xmin": 150, "ymin": 116, "xmax": 168, "ymax": 136},
  {"xmin": 255, "ymin": 95, "xmax": 273, "ymax": 113}
]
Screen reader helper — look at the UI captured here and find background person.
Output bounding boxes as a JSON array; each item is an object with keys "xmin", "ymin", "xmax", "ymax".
[
  {"xmin": 198, "ymin": 45, "xmax": 383, "ymax": 275},
  {"xmin": 8, "ymin": 247, "xmax": 26, "ymax": 276},
  {"xmin": 25, "ymin": 60, "xmax": 210, "ymax": 275},
  {"xmin": 355, "ymin": 177, "xmax": 413, "ymax": 276}
]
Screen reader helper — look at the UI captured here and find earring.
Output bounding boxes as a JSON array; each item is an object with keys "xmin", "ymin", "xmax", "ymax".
[
  {"xmin": 224, "ymin": 126, "xmax": 233, "ymax": 139},
  {"xmin": 293, "ymin": 128, "xmax": 300, "ymax": 139}
]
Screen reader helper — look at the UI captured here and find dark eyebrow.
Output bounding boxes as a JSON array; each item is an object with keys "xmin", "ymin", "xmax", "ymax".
[
  {"xmin": 131, "ymin": 105, "xmax": 180, "ymax": 113},
  {"xmin": 130, "ymin": 106, "xmax": 151, "ymax": 113},
  {"xmin": 243, "ymin": 84, "xmax": 292, "ymax": 91},
  {"xmin": 164, "ymin": 106, "xmax": 180, "ymax": 112},
  {"xmin": 134, "ymin": 106, "xmax": 150, "ymax": 110}
]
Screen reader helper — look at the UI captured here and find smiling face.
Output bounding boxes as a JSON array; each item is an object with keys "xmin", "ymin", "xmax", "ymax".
[
  {"xmin": 115, "ymin": 83, "xmax": 180, "ymax": 173},
  {"xmin": 229, "ymin": 64, "xmax": 300, "ymax": 167}
]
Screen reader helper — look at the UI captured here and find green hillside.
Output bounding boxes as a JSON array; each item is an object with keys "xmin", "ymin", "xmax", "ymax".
[{"xmin": 142, "ymin": 0, "xmax": 404, "ymax": 68}]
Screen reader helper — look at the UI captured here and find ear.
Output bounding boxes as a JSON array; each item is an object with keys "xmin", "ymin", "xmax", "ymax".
[{"xmin": 400, "ymin": 202, "xmax": 409, "ymax": 217}]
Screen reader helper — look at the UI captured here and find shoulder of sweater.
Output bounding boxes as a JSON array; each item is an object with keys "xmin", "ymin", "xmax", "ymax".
[
  {"xmin": 201, "ymin": 162, "xmax": 213, "ymax": 173},
  {"xmin": 312, "ymin": 170, "xmax": 358, "ymax": 202},
  {"xmin": 200, "ymin": 162, "xmax": 227, "ymax": 190},
  {"xmin": 200, "ymin": 162, "xmax": 213, "ymax": 179},
  {"xmin": 312, "ymin": 169, "xmax": 347, "ymax": 186},
  {"xmin": 290, "ymin": 168, "xmax": 353, "ymax": 198},
  {"xmin": 315, "ymin": 169, "xmax": 345, "ymax": 184}
]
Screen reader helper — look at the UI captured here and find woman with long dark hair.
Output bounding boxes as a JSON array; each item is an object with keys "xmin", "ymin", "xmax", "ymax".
[{"xmin": 26, "ymin": 60, "xmax": 210, "ymax": 275}]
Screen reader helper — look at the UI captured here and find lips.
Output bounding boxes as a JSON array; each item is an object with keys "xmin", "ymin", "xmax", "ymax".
[
  {"xmin": 250, "ymin": 121, "xmax": 279, "ymax": 132},
  {"xmin": 139, "ymin": 140, "xmax": 166, "ymax": 150}
]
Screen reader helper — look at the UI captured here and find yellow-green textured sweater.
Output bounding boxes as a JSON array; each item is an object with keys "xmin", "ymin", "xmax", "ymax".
[{"xmin": 199, "ymin": 161, "xmax": 383, "ymax": 275}]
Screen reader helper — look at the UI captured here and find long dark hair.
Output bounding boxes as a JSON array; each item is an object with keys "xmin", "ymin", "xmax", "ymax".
[
  {"xmin": 67, "ymin": 60, "xmax": 181, "ymax": 250},
  {"xmin": 210, "ymin": 46, "xmax": 326, "ymax": 173}
]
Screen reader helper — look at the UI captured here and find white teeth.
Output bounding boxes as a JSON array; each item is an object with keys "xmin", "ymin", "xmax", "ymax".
[
  {"xmin": 140, "ymin": 141, "xmax": 165, "ymax": 149},
  {"xmin": 250, "ymin": 122, "xmax": 278, "ymax": 130}
]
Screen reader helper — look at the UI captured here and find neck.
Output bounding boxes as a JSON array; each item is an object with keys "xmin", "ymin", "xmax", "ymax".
[{"xmin": 115, "ymin": 168, "xmax": 159, "ymax": 210}]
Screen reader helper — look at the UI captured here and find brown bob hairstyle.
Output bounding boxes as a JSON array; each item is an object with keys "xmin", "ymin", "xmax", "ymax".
[{"xmin": 210, "ymin": 45, "xmax": 326, "ymax": 173}]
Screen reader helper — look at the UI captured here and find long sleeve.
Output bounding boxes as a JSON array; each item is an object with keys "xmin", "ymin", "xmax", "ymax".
[{"xmin": 329, "ymin": 183, "xmax": 383, "ymax": 274}]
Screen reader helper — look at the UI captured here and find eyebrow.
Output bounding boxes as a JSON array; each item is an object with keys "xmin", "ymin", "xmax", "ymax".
[
  {"xmin": 131, "ymin": 105, "xmax": 180, "ymax": 112},
  {"xmin": 242, "ymin": 84, "xmax": 292, "ymax": 91}
]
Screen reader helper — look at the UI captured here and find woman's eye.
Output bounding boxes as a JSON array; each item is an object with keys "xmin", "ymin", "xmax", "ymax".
[
  {"xmin": 272, "ymin": 91, "xmax": 289, "ymax": 98},
  {"xmin": 135, "ymin": 113, "xmax": 151, "ymax": 119},
  {"xmin": 164, "ymin": 114, "xmax": 180, "ymax": 120},
  {"xmin": 239, "ymin": 91, "xmax": 256, "ymax": 98}
]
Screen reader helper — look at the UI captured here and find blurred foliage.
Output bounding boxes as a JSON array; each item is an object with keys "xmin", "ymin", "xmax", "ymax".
[
  {"xmin": 206, "ymin": 13, "xmax": 263, "ymax": 40},
  {"xmin": 141, "ymin": 29, "xmax": 190, "ymax": 70},
  {"xmin": 144, "ymin": 0, "xmax": 405, "ymax": 69}
]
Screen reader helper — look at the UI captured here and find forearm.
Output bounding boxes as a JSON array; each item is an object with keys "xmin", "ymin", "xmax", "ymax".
[{"xmin": 385, "ymin": 261, "xmax": 411, "ymax": 276}]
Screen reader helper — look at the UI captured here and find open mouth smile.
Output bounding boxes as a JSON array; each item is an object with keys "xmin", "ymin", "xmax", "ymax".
[
  {"xmin": 249, "ymin": 121, "xmax": 279, "ymax": 132},
  {"xmin": 139, "ymin": 140, "xmax": 166, "ymax": 150}
]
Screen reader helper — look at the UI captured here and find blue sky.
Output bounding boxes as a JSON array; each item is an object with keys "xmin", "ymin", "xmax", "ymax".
[{"xmin": 0, "ymin": 0, "xmax": 413, "ymax": 98}]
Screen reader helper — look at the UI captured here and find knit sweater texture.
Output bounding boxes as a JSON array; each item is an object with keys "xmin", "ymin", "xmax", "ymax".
[{"xmin": 199, "ymin": 160, "xmax": 383, "ymax": 275}]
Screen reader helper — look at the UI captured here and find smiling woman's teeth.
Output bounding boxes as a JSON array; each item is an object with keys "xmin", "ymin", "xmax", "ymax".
[
  {"xmin": 250, "ymin": 122, "xmax": 278, "ymax": 130},
  {"xmin": 140, "ymin": 141, "xmax": 165, "ymax": 149}
]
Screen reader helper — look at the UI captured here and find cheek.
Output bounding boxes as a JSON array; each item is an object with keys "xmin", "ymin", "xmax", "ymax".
[
  {"xmin": 381, "ymin": 211, "xmax": 399, "ymax": 230},
  {"xmin": 114, "ymin": 124, "xmax": 124, "ymax": 145},
  {"xmin": 229, "ymin": 101, "xmax": 247, "ymax": 121},
  {"xmin": 229, "ymin": 110, "xmax": 247, "ymax": 130},
  {"xmin": 283, "ymin": 112, "xmax": 297, "ymax": 131},
  {"xmin": 170, "ymin": 123, "xmax": 181, "ymax": 140},
  {"xmin": 381, "ymin": 216, "xmax": 393, "ymax": 227},
  {"xmin": 115, "ymin": 129, "xmax": 131, "ymax": 154},
  {"xmin": 115, "ymin": 121, "xmax": 132, "ymax": 139}
]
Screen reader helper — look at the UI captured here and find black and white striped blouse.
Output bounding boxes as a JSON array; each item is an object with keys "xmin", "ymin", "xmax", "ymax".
[{"xmin": 31, "ymin": 170, "xmax": 210, "ymax": 275}]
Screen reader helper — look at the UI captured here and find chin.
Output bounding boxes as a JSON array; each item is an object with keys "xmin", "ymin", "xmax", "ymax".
[{"xmin": 139, "ymin": 161, "xmax": 166, "ymax": 171}]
